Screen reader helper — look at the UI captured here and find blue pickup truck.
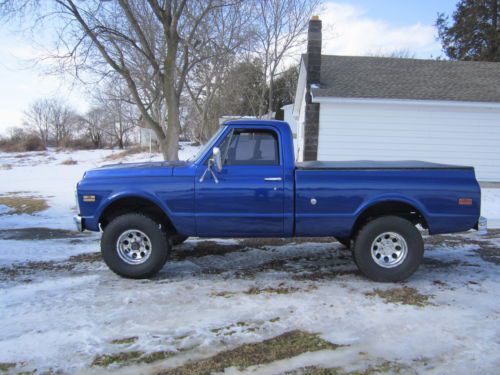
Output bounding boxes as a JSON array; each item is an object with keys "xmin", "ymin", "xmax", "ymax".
[{"xmin": 74, "ymin": 120, "xmax": 484, "ymax": 281}]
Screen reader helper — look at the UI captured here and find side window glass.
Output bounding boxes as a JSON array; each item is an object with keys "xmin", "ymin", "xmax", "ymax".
[
  {"xmin": 218, "ymin": 131, "xmax": 233, "ymax": 164},
  {"xmin": 225, "ymin": 130, "xmax": 279, "ymax": 165}
]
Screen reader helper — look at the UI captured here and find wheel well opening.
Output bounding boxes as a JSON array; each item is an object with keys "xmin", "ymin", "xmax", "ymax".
[
  {"xmin": 99, "ymin": 197, "xmax": 177, "ymax": 234},
  {"xmin": 351, "ymin": 201, "xmax": 427, "ymax": 238}
]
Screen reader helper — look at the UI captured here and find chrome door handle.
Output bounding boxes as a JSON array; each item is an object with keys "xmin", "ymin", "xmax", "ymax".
[{"xmin": 264, "ymin": 177, "xmax": 282, "ymax": 181}]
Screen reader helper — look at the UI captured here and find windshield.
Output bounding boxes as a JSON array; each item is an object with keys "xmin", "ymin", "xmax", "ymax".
[{"xmin": 188, "ymin": 126, "xmax": 226, "ymax": 162}]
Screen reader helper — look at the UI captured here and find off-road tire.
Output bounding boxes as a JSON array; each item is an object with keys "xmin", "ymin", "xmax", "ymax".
[
  {"xmin": 101, "ymin": 213, "xmax": 170, "ymax": 279},
  {"xmin": 353, "ymin": 216, "xmax": 423, "ymax": 282}
]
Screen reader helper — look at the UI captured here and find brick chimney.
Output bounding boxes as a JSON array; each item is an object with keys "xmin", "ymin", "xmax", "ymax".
[{"xmin": 303, "ymin": 16, "xmax": 322, "ymax": 161}]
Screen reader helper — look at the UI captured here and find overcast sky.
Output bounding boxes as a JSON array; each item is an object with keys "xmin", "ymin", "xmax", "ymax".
[{"xmin": 0, "ymin": 0, "xmax": 458, "ymax": 135}]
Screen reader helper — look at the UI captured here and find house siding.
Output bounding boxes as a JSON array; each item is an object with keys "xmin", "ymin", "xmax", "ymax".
[{"xmin": 316, "ymin": 100, "xmax": 500, "ymax": 182}]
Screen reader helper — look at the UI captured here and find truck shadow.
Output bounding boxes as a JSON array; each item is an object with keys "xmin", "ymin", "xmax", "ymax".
[
  {"xmin": 2, "ymin": 231, "xmax": 498, "ymax": 284},
  {"xmin": 163, "ymin": 238, "xmax": 360, "ymax": 280}
]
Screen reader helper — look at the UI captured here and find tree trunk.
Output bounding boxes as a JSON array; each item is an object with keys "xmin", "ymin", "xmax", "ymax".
[
  {"xmin": 158, "ymin": 137, "xmax": 169, "ymax": 160},
  {"xmin": 165, "ymin": 93, "xmax": 180, "ymax": 161},
  {"xmin": 268, "ymin": 76, "xmax": 275, "ymax": 119},
  {"xmin": 162, "ymin": 33, "xmax": 180, "ymax": 161}
]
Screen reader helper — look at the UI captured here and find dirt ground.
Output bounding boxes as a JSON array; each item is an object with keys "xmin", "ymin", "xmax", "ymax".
[{"xmin": 0, "ymin": 229, "xmax": 499, "ymax": 374}]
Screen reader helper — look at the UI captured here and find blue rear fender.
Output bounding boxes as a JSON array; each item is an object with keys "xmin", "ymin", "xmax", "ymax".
[{"xmin": 351, "ymin": 195, "xmax": 429, "ymax": 235}]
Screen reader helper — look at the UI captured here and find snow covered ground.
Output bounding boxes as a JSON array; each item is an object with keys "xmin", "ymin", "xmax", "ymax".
[{"xmin": 0, "ymin": 148, "xmax": 499, "ymax": 374}]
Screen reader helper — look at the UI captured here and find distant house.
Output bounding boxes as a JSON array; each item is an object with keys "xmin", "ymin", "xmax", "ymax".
[{"xmin": 294, "ymin": 17, "xmax": 500, "ymax": 182}]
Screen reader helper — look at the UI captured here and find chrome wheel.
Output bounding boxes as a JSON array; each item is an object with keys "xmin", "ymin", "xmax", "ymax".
[
  {"xmin": 116, "ymin": 229, "xmax": 152, "ymax": 265},
  {"xmin": 371, "ymin": 232, "xmax": 408, "ymax": 268}
]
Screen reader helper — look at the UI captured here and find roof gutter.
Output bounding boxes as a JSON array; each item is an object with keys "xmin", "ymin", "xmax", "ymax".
[{"xmin": 310, "ymin": 95, "xmax": 500, "ymax": 109}]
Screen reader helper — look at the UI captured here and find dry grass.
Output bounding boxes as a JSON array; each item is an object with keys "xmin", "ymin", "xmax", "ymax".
[
  {"xmin": 0, "ymin": 362, "xmax": 17, "ymax": 372},
  {"xmin": 245, "ymin": 286, "xmax": 301, "ymax": 295},
  {"xmin": 68, "ymin": 252, "xmax": 102, "ymax": 263},
  {"xmin": 110, "ymin": 336, "xmax": 139, "ymax": 345},
  {"xmin": 286, "ymin": 360, "xmax": 411, "ymax": 375},
  {"xmin": 157, "ymin": 330, "xmax": 343, "ymax": 375},
  {"xmin": 0, "ymin": 194, "xmax": 49, "ymax": 215},
  {"xmin": 212, "ymin": 284, "xmax": 315, "ymax": 298},
  {"xmin": 210, "ymin": 318, "xmax": 281, "ymax": 337},
  {"xmin": 0, "ymin": 251, "xmax": 101, "ymax": 283},
  {"xmin": 365, "ymin": 286, "xmax": 432, "ymax": 307},
  {"xmin": 0, "ymin": 227, "xmax": 85, "ymax": 241},
  {"xmin": 92, "ymin": 350, "xmax": 174, "ymax": 367},
  {"xmin": 476, "ymin": 243, "xmax": 500, "ymax": 264},
  {"xmin": 60, "ymin": 158, "xmax": 78, "ymax": 165},
  {"xmin": 103, "ymin": 146, "xmax": 147, "ymax": 161}
]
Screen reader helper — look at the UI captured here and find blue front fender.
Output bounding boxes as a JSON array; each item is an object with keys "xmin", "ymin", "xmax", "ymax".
[{"xmin": 84, "ymin": 189, "xmax": 172, "ymax": 231}]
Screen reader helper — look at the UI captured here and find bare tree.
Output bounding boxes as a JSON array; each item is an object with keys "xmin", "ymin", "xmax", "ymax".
[
  {"xmin": 23, "ymin": 99, "xmax": 52, "ymax": 147},
  {"xmin": 50, "ymin": 99, "xmax": 77, "ymax": 147},
  {"xmin": 220, "ymin": 58, "xmax": 267, "ymax": 117},
  {"xmin": 252, "ymin": 0, "xmax": 320, "ymax": 118},
  {"xmin": 80, "ymin": 107, "xmax": 108, "ymax": 148},
  {"xmin": 184, "ymin": 2, "xmax": 251, "ymax": 141},
  {"xmin": 104, "ymin": 98, "xmax": 138, "ymax": 150},
  {"xmin": 22, "ymin": 98, "xmax": 76, "ymax": 147},
  {"xmin": 92, "ymin": 78, "xmax": 140, "ymax": 149},
  {"xmin": 367, "ymin": 49, "xmax": 416, "ymax": 59},
  {"xmin": 1, "ymin": 0, "xmax": 241, "ymax": 160}
]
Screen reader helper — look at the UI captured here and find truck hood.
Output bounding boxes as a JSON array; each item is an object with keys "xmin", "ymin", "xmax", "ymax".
[{"xmin": 83, "ymin": 160, "xmax": 190, "ymax": 179}]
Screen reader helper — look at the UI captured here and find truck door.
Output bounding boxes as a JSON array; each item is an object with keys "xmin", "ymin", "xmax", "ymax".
[{"xmin": 195, "ymin": 127, "xmax": 284, "ymax": 237}]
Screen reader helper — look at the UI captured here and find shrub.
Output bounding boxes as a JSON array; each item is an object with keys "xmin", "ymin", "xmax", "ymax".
[
  {"xmin": 0, "ymin": 135, "xmax": 45, "ymax": 152},
  {"xmin": 22, "ymin": 135, "xmax": 46, "ymax": 151},
  {"xmin": 103, "ymin": 146, "xmax": 148, "ymax": 161},
  {"xmin": 61, "ymin": 158, "xmax": 78, "ymax": 165},
  {"xmin": 59, "ymin": 137, "xmax": 95, "ymax": 150}
]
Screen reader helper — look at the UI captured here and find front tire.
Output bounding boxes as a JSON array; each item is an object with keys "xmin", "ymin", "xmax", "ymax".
[
  {"xmin": 353, "ymin": 216, "xmax": 423, "ymax": 282},
  {"xmin": 101, "ymin": 213, "xmax": 170, "ymax": 279}
]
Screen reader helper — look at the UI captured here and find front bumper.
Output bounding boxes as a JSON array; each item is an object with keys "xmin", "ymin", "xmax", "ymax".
[{"xmin": 73, "ymin": 215, "xmax": 84, "ymax": 232}]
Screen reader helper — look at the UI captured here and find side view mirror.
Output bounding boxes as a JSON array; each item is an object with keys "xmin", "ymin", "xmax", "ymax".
[
  {"xmin": 199, "ymin": 147, "xmax": 222, "ymax": 184},
  {"xmin": 212, "ymin": 147, "xmax": 222, "ymax": 172}
]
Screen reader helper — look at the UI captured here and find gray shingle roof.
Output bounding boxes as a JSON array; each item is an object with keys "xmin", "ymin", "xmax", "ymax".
[{"xmin": 310, "ymin": 55, "xmax": 500, "ymax": 103}]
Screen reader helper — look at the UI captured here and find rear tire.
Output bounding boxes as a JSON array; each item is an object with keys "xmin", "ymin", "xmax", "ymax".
[
  {"xmin": 101, "ymin": 213, "xmax": 170, "ymax": 279},
  {"xmin": 353, "ymin": 216, "xmax": 423, "ymax": 282}
]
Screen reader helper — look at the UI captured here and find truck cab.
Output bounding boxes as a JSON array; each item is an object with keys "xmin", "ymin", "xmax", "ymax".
[
  {"xmin": 75, "ymin": 120, "xmax": 484, "ymax": 281},
  {"xmin": 193, "ymin": 121, "xmax": 295, "ymax": 237}
]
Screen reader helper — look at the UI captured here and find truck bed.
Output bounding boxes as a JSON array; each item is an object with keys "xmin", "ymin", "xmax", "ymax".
[
  {"xmin": 294, "ymin": 162, "xmax": 480, "ymax": 237},
  {"xmin": 295, "ymin": 160, "xmax": 473, "ymax": 170}
]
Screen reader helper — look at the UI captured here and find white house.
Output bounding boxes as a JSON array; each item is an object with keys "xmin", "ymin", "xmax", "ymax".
[
  {"xmin": 294, "ymin": 17, "xmax": 500, "ymax": 182},
  {"xmin": 281, "ymin": 104, "xmax": 297, "ymax": 136}
]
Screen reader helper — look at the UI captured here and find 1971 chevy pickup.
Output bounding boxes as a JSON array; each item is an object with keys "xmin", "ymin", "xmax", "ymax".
[{"xmin": 74, "ymin": 120, "xmax": 485, "ymax": 281}]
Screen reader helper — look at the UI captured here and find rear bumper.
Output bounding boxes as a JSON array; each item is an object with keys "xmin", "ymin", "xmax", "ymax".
[
  {"xmin": 474, "ymin": 216, "xmax": 488, "ymax": 235},
  {"xmin": 73, "ymin": 215, "xmax": 84, "ymax": 232}
]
